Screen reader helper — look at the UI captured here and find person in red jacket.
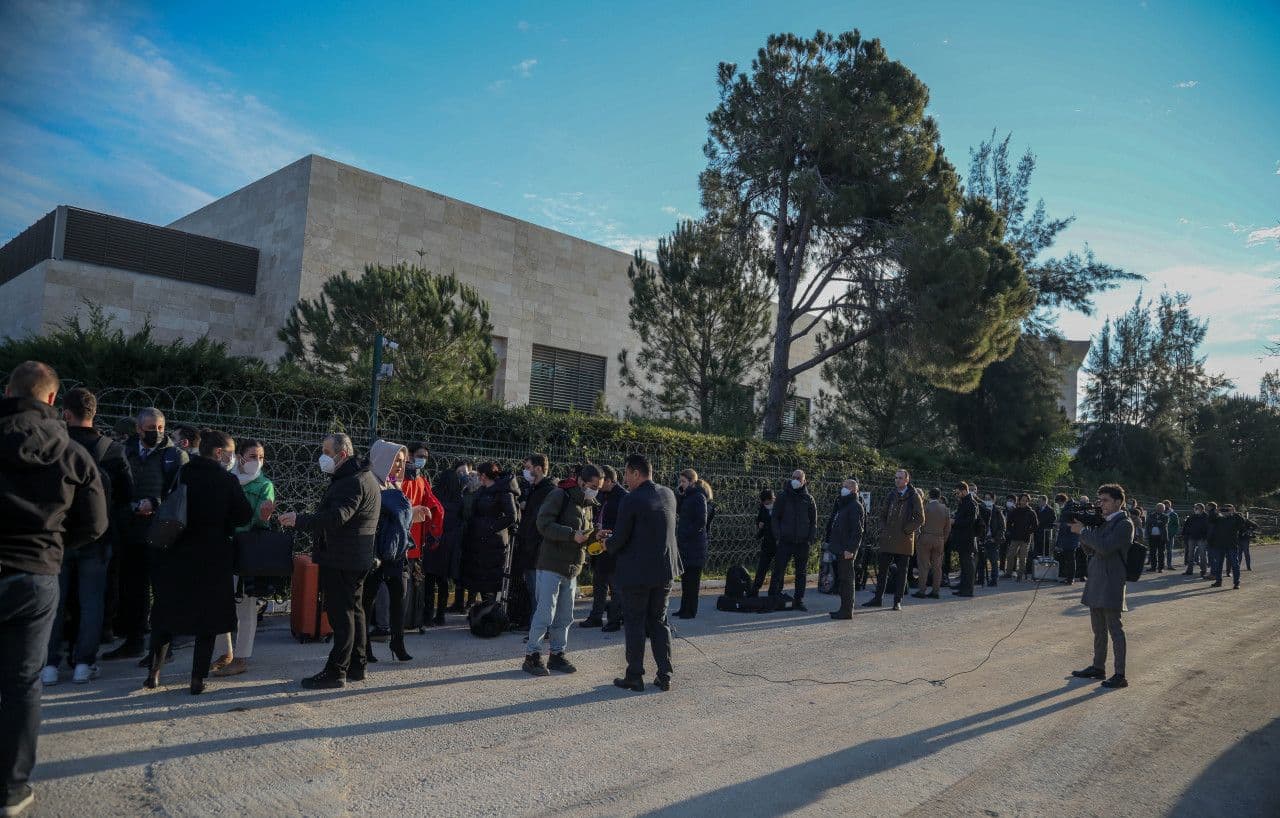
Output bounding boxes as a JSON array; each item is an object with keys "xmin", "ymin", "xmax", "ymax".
[{"xmin": 402, "ymin": 443, "xmax": 446, "ymax": 624}]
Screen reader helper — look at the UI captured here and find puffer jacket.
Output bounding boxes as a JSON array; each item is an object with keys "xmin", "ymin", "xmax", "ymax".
[
  {"xmin": 295, "ymin": 456, "xmax": 381, "ymax": 572},
  {"xmin": 536, "ymin": 485, "xmax": 598, "ymax": 579}
]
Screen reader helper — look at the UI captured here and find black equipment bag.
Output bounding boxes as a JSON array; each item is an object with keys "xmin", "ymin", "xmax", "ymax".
[
  {"xmin": 724, "ymin": 565, "xmax": 752, "ymax": 600},
  {"xmin": 1124, "ymin": 540, "xmax": 1147, "ymax": 582},
  {"xmin": 469, "ymin": 537, "xmax": 514, "ymax": 638},
  {"xmin": 234, "ymin": 528, "xmax": 295, "ymax": 577}
]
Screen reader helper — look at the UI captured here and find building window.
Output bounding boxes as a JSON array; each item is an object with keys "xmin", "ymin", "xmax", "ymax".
[
  {"xmin": 778, "ymin": 396, "xmax": 811, "ymax": 442},
  {"xmin": 530, "ymin": 344, "xmax": 606, "ymax": 412}
]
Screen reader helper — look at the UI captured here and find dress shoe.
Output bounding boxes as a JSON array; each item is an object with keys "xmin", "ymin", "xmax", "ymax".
[
  {"xmin": 301, "ymin": 669, "xmax": 345, "ymax": 689},
  {"xmin": 654, "ymin": 674, "xmax": 671, "ymax": 692},
  {"xmin": 346, "ymin": 664, "xmax": 367, "ymax": 682},
  {"xmin": 829, "ymin": 611, "xmax": 852, "ymax": 620},
  {"xmin": 911, "ymin": 591, "xmax": 928, "ymax": 599},
  {"xmin": 1210, "ymin": 580, "xmax": 1222, "ymax": 587},
  {"xmin": 927, "ymin": 591, "xmax": 940, "ymax": 599},
  {"xmin": 212, "ymin": 658, "xmax": 248, "ymax": 677},
  {"xmin": 578, "ymin": 616, "xmax": 604, "ymax": 629},
  {"xmin": 861, "ymin": 597, "xmax": 882, "ymax": 608},
  {"xmin": 891, "ymin": 601, "xmax": 903, "ymax": 611},
  {"xmin": 1071, "ymin": 666, "xmax": 1105, "ymax": 679},
  {"xmin": 952, "ymin": 591, "xmax": 974, "ymax": 597},
  {"xmin": 189, "ymin": 676, "xmax": 207, "ymax": 696},
  {"xmin": 613, "ymin": 676, "xmax": 644, "ymax": 692},
  {"xmin": 792, "ymin": 601, "xmax": 807, "ymax": 612},
  {"xmin": 1101, "ymin": 674, "xmax": 1129, "ymax": 689},
  {"xmin": 601, "ymin": 621, "xmax": 622, "ymax": 633}
]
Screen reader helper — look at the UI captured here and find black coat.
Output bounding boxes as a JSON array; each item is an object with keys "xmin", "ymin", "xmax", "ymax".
[
  {"xmin": 67, "ymin": 426, "xmax": 134, "ymax": 550},
  {"xmin": 296, "ymin": 457, "xmax": 381, "ymax": 572},
  {"xmin": 606, "ymin": 480, "xmax": 680, "ymax": 589},
  {"xmin": 825, "ymin": 497, "xmax": 865, "ymax": 557},
  {"xmin": 1182, "ymin": 512, "xmax": 1210, "ymax": 540},
  {"xmin": 772, "ymin": 483, "xmax": 817, "ymax": 544},
  {"xmin": 150, "ymin": 456, "xmax": 252, "ymax": 635},
  {"xmin": 951, "ymin": 493, "xmax": 980, "ymax": 544},
  {"xmin": 0, "ymin": 397, "xmax": 108, "ymax": 575},
  {"xmin": 593, "ymin": 484, "xmax": 628, "ymax": 573},
  {"xmin": 514, "ymin": 476, "xmax": 556, "ymax": 573},
  {"xmin": 676, "ymin": 485, "xmax": 709, "ymax": 569},
  {"xmin": 756, "ymin": 505, "xmax": 776, "ymax": 550},
  {"xmin": 462, "ymin": 479, "xmax": 518, "ymax": 593}
]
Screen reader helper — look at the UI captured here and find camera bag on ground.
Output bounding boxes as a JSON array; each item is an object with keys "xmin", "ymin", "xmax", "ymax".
[
  {"xmin": 723, "ymin": 565, "xmax": 752, "ymax": 600},
  {"xmin": 469, "ymin": 536, "xmax": 514, "ymax": 638}
]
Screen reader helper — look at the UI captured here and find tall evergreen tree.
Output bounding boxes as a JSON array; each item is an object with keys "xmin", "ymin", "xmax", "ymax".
[
  {"xmin": 618, "ymin": 217, "xmax": 772, "ymax": 432},
  {"xmin": 700, "ymin": 30, "xmax": 1033, "ymax": 440},
  {"xmin": 278, "ymin": 263, "xmax": 497, "ymax": 402}
]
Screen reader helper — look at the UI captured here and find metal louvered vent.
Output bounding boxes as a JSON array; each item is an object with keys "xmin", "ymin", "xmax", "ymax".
[
  {"xmin": 0, "ymin": 210, "xmax": 56, "ymax": 286},
  {"xmin": 529, "ymin": 344, "xmax": 607, "ymax": 412},
  {"xmin": 59, "ymin": 207, "xmax": 258, "ymax": 294},
  {"xmin": 778, "ymin": 395, "xmax": 811, "ymax": 443}
]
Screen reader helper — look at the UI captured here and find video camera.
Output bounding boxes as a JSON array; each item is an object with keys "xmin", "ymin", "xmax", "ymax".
[{"xmin": 1066, "ymin": 504, "xmax": 1107, "ymax": 528}]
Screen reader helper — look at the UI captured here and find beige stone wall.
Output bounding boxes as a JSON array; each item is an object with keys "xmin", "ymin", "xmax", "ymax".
[
  {"xmin": 0, "ymin": 263, "xmax": 48, "ymax": 340},
  {"xmin": 33, "ymin": 259, "xmax": 260, "ymax": 354},
  {"xmin": 167, "ymin": 156, "xmax": 313, "ymax": 360}
]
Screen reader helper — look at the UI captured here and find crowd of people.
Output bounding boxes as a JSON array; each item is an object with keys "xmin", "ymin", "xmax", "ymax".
[{"xmin": 0, "ymin": 358, "xmax": 1268, "ymax": 816}]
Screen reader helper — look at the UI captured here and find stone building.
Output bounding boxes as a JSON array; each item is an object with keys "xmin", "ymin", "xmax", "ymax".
[{"xmin": 0, "ymin": 154, "xmax": 1087, "ymax": 432}]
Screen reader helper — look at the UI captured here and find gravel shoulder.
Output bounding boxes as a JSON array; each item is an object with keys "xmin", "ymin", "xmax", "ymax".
[{"xmin": 32, "ymin": 547, "xmax": 1280, "ymax": 817}]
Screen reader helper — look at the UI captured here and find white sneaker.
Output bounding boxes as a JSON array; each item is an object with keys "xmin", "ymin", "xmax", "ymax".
[
  {"xmin": 73, "ymin": 663, "xmax": 100, "ymax": 683},
  {"xmin": 40, "ymin": 665, "xmax": 59, "ymax": 686}
]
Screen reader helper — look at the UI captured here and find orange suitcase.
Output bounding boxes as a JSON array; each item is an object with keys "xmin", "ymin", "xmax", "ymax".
[{"xmin": 290, "ymin": 553, "xmax": 333, "ymax": 642}]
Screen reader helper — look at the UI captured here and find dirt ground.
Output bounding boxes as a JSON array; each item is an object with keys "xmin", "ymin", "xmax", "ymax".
[{"xmin": 30, "ymin": 546, "xmax": 1279, "ymax": 817}]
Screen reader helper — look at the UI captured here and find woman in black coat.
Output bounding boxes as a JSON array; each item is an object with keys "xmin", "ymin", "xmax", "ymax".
[
  {"xmin": 145, "ymin": 429, "xmax": 253, "ymax": 694},
  {"xmin": 460, "ymin": 461, "xmax": 518, "ymax": 599},
  {"xmin": 753, "ymin": 489, "xmax": 777, "ymax": 593},
  {"xmin": 674, "ymin": 469, "xmax": 711, "ymax": 619},
  {"xmin": 433, "ymin": 460, "xmax": 473, "ymax": 611}
]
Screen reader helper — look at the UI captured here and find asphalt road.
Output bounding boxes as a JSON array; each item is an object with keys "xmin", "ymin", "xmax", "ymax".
[{"xmin": 31, "ymin": 547, "xmax": 1279, "ymax": 817}]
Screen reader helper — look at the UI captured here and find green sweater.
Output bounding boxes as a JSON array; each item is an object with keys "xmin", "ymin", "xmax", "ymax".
[
  {"xmin": 238, "ymin": 473, "xmax": 276, "ymax": 534},
  {"xmin": 535, "ymin": 486, "xmax": 597, "ymax": 579}
]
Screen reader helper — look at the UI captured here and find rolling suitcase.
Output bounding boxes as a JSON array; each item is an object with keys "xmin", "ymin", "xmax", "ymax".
[{"xmin": 290, "ymin": 553, "xmax": 333, "ymax": 642}]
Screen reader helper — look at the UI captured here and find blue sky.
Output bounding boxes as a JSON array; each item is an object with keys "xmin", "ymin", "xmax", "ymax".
[{"xmin": 1, "ymin": 0, "xmax": 1277, "ymax": 391}]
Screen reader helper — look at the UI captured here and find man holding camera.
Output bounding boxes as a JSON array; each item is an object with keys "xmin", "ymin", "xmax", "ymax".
[{"xmin": 1069, "ymin": 484, "xmax": 1134, "ymax": 690}]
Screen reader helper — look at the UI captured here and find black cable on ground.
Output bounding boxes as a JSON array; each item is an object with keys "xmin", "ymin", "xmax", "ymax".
[{"xmin": 670, "ymin": 572, "xmax": 1051, "ymax": 688}]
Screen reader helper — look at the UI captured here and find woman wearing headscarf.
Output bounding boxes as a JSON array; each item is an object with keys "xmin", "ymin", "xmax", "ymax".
[{"xmin": 362, "ymin": 440, "xmax": 420, "ymax": 663}]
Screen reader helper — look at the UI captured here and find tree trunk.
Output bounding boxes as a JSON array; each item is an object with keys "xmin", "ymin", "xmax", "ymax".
[{"xmin": 762, "ymin": 301, "xmax": 793, "ymax": 440}]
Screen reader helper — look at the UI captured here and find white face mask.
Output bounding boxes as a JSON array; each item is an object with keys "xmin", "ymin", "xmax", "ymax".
[
  {"xmin": 319, "ymin": 453, "xmax": 336, "ymax": 475},
  {"xmin": 583, "ymin": 487, "xmax": 599, "ymax": 501},
  {"xmin": 221, "ymin": 453, "xmax": 237, "ymax": 472},
  {"xmin": 840, "ymin": 487, "xmax": 852, "ymax": 497},
  {"xmin": 763, "ymin": 503, "xmax": 774, "ymax": 510},
  {"xmin": 522, "ymin": 468, "xmax": 534, "ymax": 483},
  {"xmin": 239, "ymin": 460, "xmax": 261, "ymax": 483},
  {"xmin": 790, "ymin": 479, "xmax": 802, "ymax": 490},
  {"xmin": 412, "ymin": 457, "xmax": 427, "ymax": 471},
  {"xmin": 984, "ymin": 500, "xmax": 994, "ymax": 509},
  {"xmin": 1006, "ymin": 501, "xmax": 1015, "ymax": 509}
]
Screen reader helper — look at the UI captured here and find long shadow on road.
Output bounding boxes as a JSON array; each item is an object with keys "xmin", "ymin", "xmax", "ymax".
[
  {"xmin": 38, "ymin": 682, "xmax": 621, "ymax": 780},
  {"xmin": 1169, "ymin": 718, "xmax": 1280, "ymax": 818},
  {"xmin": 634, "ymin": 684, "xmax": 1099, "ymax": 817}
]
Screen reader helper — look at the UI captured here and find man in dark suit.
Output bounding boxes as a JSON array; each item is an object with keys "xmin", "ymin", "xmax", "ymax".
[
  {"xmin": 950, "ymin": 482, "xmax": 980, "ymax": 597},
  {"xmin": 1069, "ymin": 483, "xmax": 1135, "ymax": 690},
  {"xmin": 603, "ymin": 454, "xmax": 680, "ymax": 693}
]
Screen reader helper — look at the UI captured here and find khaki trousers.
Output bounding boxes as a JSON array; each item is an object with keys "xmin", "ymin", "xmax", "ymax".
[
  {"xmin": 916, "ymin": 535, "xmax": 944, "ymax": 592},
  {"xmin": 1007, "ymin": 540, "xmax": 1031, "ymax": 579}
]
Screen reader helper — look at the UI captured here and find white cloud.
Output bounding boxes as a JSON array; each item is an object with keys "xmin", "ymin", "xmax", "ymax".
[
  {"xmin": 1225, "ymin": 222, "xmax": 1249, "ymax": 234},
  {"xmin": 1274, "ymin": 160, "xmax": 1280, "ymax": 175},
  {"xmin": 1178, "ymin": 217, "xmax": 1191, "ymax": 225},
  {"xmin": 1173, "ymin": 80, "xmax": 1198, "ymax": 89},
  {"xmin": 488, "ymin": 79, "xmax": 510, "ymax": 94},
  {"xmin": 517, "ymin": 20, "xmax": 530, "ymax": 32},
  {"xmin": 515, "ymin": 58, "xmax": 538, "ymax": 78},
  {"xmin": 1246, "ymin": 225, "xmax": 1280, "ymax": 246},
  {"xmin": 0, "ymin": 0, "xmax": 322, "ymax": 237},
  {"xmin": 521, "ymin": 191, "xmax": 660, "ymax": 255}
]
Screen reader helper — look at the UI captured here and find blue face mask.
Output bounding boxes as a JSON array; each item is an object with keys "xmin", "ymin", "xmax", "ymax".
[{"xmin": 413, "ymin": 458, "xmax": 427, "ymax": 470}]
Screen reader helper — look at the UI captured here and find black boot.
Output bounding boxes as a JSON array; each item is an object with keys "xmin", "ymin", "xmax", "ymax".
[
  {"xmin": 143, "ymin": 645, "xmax": 168, "ymax": 689},
  {"xmin": 366, "ymin": 642, "xmax": 379, "ymax": 663},
  {"xmin": 579, "ymin": 615, "xmax": 604, "ymax": 629},
  {"xmin": 391, "ymin": 639, "xmax": 412, "ymax": 662},
  {"xmin": 613, "ymin": 675, "xmax": 644, "ymax": 692},
  {"xmin": 190, "ymin": 675, "xmax": 207, "ymax": 695}
]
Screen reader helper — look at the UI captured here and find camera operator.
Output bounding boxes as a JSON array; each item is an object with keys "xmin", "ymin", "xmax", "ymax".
[{"xmin": 1068, "ymin": 484, "xmax": 1134, "ymax": 690}]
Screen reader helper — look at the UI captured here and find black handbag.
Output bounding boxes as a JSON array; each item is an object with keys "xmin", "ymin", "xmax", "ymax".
[
  {"xmin": 234, "ymin": 529, "xmax": 295, "ymax": 577},
  {"xmin": 146, "ymin": 472, "xmax": 188, "ymax": 552}
]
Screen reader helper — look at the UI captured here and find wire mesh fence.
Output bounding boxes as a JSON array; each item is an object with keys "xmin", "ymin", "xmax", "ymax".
[{"xmin": 50, "ymin": 382, "xmax": 1280, "ymax": 573}]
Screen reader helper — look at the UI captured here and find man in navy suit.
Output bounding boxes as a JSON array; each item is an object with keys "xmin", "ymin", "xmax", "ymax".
[{"xmin": 603, "ymin": 454, "xmax": 680, "ymax": 692}]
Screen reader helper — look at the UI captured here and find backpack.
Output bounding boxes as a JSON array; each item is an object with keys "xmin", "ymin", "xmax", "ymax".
[
  {"xmin": 724, "ymin": 565, "xmax": 752, "ymax": 599},
  {"xmin": 1124, "ymin": 540, "xmax": 1147, "ymax": 582}
]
